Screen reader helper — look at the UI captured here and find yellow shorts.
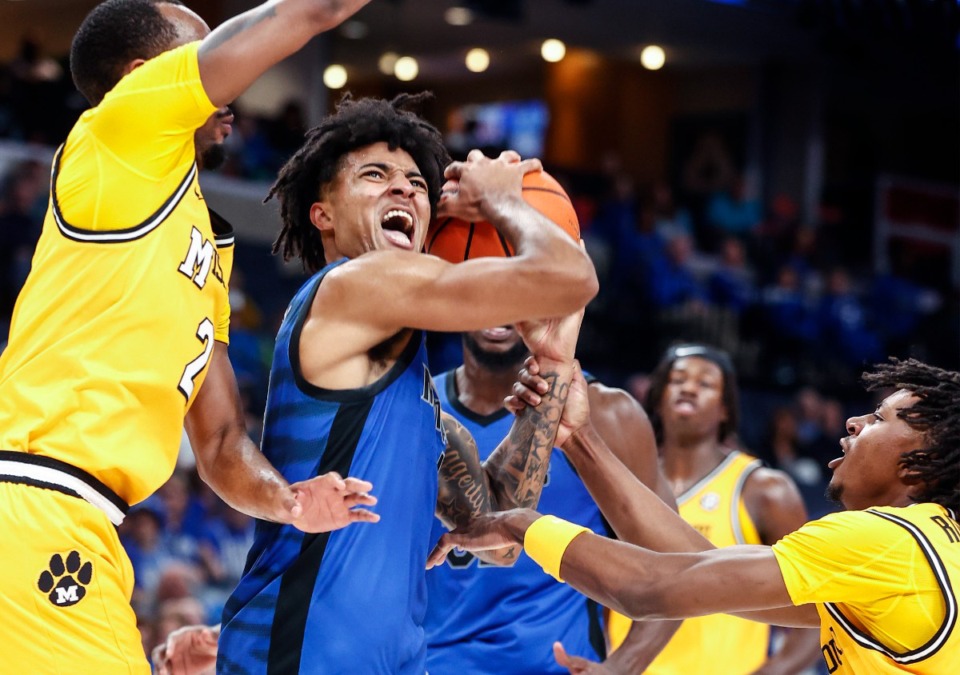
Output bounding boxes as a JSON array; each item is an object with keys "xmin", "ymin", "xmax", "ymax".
[{"xmin": 0, "ymin": 481, "xmax": 149, "ymax": 674}]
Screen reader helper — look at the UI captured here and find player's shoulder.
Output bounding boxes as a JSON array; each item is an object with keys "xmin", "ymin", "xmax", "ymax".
[
  {"xmin": 586, "ymin": 380, "xmax": 648, "ymax": 418},
  {"xmin": 741, "ymin": 463, "xmax": 807, "ymax": 515}
]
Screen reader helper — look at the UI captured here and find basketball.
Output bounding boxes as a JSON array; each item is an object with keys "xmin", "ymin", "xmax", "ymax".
[{"xmin": 426, "ymin": 170, "xmax": 580, "ymax": 262}]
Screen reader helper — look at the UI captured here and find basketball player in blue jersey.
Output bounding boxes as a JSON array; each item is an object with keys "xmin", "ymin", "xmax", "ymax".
[
  {"xmin": 424, "ymin": 325, "xmax": 679, "ymax": 674},
  {"xmin": 203, "ymin": 95, "xmax": 598, "ymax": 674}
]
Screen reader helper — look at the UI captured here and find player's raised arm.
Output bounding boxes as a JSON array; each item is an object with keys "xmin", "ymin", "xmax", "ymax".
[{"xmin": 198, "ymin": 0, "xmax": 372, "ymax": 106}]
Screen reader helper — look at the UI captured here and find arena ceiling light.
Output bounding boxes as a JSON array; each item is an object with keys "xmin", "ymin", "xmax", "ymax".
[
  {"xmin": 541, "ymin": 39, "xmax": 566, "ymax": 63},
  {"xmin": 323, "ymin": 64, "xmax": 348, "ymax": 89},
  {"xmin": 378, "ymin": 52, "xmax": 399, "ymax": 75},
  {"xmin": 445, "ymin": 6, "xmax": 474, "ymax": 26},
  {"xmin": 640, "ymin": 45, "xmax": 666, "ymax": 70},
  {"xmin": 465, "ymin": 48, "xmax": 490, "ymax": 73},
  {"xmin": 394, "ymin": 56, "xmax": 419, "ymax": 81}
]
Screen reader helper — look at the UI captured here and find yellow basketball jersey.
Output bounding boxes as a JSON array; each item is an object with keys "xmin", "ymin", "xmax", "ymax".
[
  {"xmin": 0, "ymin": 42, "xmax": 230, "ymax": 507},
  {"xmin": 774, "ymin": 503, "xmax": 960, "ymax": 674},
  {"xmin": 608, "ymin": 451, "xmax": 770, "ymax": 674}
]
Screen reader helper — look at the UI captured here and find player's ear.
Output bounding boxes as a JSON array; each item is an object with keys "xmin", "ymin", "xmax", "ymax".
[
  {"xmin": 121, "ymin": 59, "xmax": 148, "ymax": 77},
  {"xmin": 309, "ymin": 201, "xmax": 334, "ymax": 232}
]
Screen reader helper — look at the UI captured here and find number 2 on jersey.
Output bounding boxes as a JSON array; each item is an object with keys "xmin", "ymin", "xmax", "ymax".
[{"xmin": 178, "ymin": 318, "xmax": 214, "ymax": 401}]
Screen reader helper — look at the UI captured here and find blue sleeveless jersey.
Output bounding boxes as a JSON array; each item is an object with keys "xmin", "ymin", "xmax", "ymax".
[
  {"xmin": 218, "ymin": 259, "xmax": 446, "ymax": 675},
  {"xmin": 424, "ymin": 370, "xmax": 608, "ymax": 675}
]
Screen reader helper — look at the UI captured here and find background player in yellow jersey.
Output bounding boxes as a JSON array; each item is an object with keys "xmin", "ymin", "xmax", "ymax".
[
  {"xmin": 0, "ymin": 0, "xmax": 382, "ymax": 671},
  {"xmin": 598, "ymin": 344, "xmax": 821, "ymax": 674},
  {"xmin": 432, "ymin": 357, "xmax": 960, "ymax": 674}
]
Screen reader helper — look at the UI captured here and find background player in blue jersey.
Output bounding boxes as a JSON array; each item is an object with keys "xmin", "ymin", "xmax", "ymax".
[
  {"xmin": 206, "ymin": 95, "xmax": 598, "ymax": 674},
  {"xmin": 424, "ymin": 324, "xmax": 680, "ymax": 674}
]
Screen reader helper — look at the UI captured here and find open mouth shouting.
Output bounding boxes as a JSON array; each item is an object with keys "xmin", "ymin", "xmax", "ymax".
[{"xmin": 381, "ymin": 209, "xmax": 415, "ymax": 249}]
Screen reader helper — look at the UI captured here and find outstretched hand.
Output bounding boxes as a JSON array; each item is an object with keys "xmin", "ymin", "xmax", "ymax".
[
  {"xmin": 553, "ymin": 641, "xmax": 613, "ymax": 673},
  {"xmin": 152, "ymin": 624, "xmax": 219, "ymax": 675},
  {"xmin": 285, "ymin": 472, "xmax": 379, "ymax": 533},
  {"xmin": 437, "ymin": 149, "xmax": 542, "ymax": 222},
  {"xmin": 427, "ymin": 508, "xmax": 539, "ymax": 569},
  {"xmin": 506, "ymin": 359, "xmax": 591, "ymax": 447}
]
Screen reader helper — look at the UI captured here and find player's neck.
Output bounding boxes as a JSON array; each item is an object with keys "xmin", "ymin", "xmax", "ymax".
[
  {"xmin": 455, "ymin": 360, "xmax": 521, "ymax": 417},
  {"xmin": 660, "ymin": 434, "xmax": 727, "ymax": 486}
]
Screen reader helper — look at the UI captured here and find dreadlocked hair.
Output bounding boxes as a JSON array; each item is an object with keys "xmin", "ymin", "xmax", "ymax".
[
  {"xmin": 267, "ymin": 92, "xmax": 451, "ymax": 273},
  {"xmin": 862, "ymin": 357, "xmax": 960, "ymax": 512}
]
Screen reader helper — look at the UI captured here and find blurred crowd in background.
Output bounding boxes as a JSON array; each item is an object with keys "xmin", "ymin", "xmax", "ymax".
[{"xmin": 1, "ymin": 29, "xmax": 957, "ymax": 658}]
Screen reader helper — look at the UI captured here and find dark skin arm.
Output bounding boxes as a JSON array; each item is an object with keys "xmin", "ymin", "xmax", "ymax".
[
  {"xmin": 197, "ymin": 0, "xmax": 373, "ymax": 107},
  {"xmin": 741, "ymin": 470, "xmax": 823, "ymax": 674},
  {"xmin": 551, "ymin": 382, "xmax": 682, "ymax": 673},
  {"xmin": 436, "ymin": 313, "xmax": 580, "ymax": 565},
  {"xmin": 185, "ymin": 345, "xmax": 379, "ymax": 532},
  {"xmin": 506, "ymin": 362, "xmax": 819, "ymax": 628},
  {"xmin": 428, "ymin": 508, "xmax": 818, "ymax": 627}
]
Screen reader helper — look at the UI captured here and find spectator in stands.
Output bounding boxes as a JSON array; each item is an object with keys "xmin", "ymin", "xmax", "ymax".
[
  {"xmin": 708, "ymin": 236, "xmax": 756, "ymax": 315},
  {"xmin": 817, "ymin": 268, "xmax": 883, "ymax": 367}
]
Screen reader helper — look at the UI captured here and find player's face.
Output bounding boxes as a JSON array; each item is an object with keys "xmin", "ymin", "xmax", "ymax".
[
  {"xmin": 659, "ymin": 357, "xmax": 727, "ymax": 440},
  {"xmin": 463, "ymin": 325, "xmax": 528, "ymax": 372},
  {"xmin": 826, "ymin": 389, "xmax": 924, "ymax": 510},
  {"xmin": 313, "ymin": 142, "xmax": 431, "ymax": 257}
]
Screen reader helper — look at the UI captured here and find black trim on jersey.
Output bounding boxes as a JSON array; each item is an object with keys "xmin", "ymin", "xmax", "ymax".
[
  {"xmin": 267, "ymin": 398, "xmax": 374, "ymax": 673},
  {"xmin": 208, "ymin": 208, "xmax": 235, "ymax": 248},
  {"xmin": 0, "ymin": 475, "xmax": 83, "ymax": 502},
  {"xmin": 440, "ymin": 369, "xmax": 511, "ymax": 427},
  {"xmin": 586, "ymin": 597, "xmax": 608, "ymax": 661},
  {"xmin": 50, "ymin": 144, "xmax": 198, "ymax": 243},
  {"xmin": 0, "ymin": 450, "xmax": 129, "ymax": 514},
  {"xmin": 289, "ymin": 262, "xmax": 422, "ymax": 403},
  {"xmin": 823, "ymin": 508, "xmax": 957, "ymax": 664}
]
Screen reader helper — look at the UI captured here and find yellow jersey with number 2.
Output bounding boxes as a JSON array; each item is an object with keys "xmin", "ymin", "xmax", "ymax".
[{"xmin": 0, "ymin": 41, "xmax": 231, "ymax": 506}]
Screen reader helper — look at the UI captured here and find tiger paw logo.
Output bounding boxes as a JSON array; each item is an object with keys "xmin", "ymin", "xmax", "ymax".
[{"xmin": 37, "ymin": 551, "xmax": 93, "ymax": 607}]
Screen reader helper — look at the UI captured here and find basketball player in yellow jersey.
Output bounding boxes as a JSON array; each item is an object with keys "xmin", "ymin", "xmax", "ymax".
[
  {"xmin": 0, "ymin": 0, "xmax": 379, "ymax": 671},
  {"xmin": 432, "ymin": 357, "xmax": 960, "ymax": 675},
  {"xmin": 601, "ymin": 345, "xmax": 821, "ymax": 674}
]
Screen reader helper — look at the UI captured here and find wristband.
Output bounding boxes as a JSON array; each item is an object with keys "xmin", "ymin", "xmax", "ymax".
[{"xmin": 524, "ymin": 515, "xmax": 590, "ymax": 582}]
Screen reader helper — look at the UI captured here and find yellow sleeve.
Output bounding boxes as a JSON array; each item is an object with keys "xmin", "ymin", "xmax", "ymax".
[
  {"xmin": 86, "ymin": 42, "xmax": 216, "ymax": 181},
  {"xmin": 772, "ymin": 510, "xmax": 916, "ymax": 606},
  {"xmin": 215, "ymin": 240, "xmax": 233, "ymax": 345}
]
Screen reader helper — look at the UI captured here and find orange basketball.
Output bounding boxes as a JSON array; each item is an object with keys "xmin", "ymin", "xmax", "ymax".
[{"xmin": 426, "ymin": 170, "xmax": 580, "ymax": 262}]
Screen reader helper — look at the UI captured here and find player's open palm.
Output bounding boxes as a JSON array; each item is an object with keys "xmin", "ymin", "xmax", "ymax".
[
  {"xmin": 288, "ymin": 472, "xmax": 379, "ymax": 533},
  {"xmin": 152, "ymin": 624, "xmax": 219, "ymax": 675}
]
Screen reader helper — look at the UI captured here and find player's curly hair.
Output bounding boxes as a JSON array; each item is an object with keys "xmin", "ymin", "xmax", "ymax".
[
  {"xmin": 862, "ymin": 357, "xmax": 960, "ymax": 512},
  {"xmin": 268, "ymin": 93, "xmax": 451, "ymax": 274},
  {"xmin": 71, "ymin": 0, "xmax": 183, "ymax": 105},
  {"xmin": 645, "ymin": 343, "xmax": 740, "ymax": 445}
]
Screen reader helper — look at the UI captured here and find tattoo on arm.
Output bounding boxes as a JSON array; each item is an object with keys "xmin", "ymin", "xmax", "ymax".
[
  {"xmin": 436, "ymin": 415, "xmax": 493, "ymax": 530},
  {"xmin": 485, "ymin": 366, "xmax": 569, "ymax": 510},
  {"xmin": 199, "ymin": 6, "xmax": 278, "ymax": 56},
  {"xmin": 436, "ymin": 415, "xmax": 520, "ymax": 563}
]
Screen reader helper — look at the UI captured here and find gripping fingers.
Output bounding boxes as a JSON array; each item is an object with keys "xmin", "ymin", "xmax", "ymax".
[
  {"xmin": 513, "ymin": 380, "xmax": 540, "ymax": 407},
  {"xmin": 497, "ymin": 149, "xmax": 522, "ymax": 163},
  {"xmin": 517, "ymin": 157, "xmax": 543, "ymax": 175}
]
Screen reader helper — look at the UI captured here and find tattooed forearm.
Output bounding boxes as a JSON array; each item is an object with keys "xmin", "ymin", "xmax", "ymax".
[
  {"xmin": 436, "ymin": 414, "xmax": 493, "ymax": 530},
  {"xmin": 485, "ymin": 361, "xmax": 571, "ymax": 510},
  {"xmin": 436, "ymin": 413, "xmax": 520, "ymax": 565}
]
